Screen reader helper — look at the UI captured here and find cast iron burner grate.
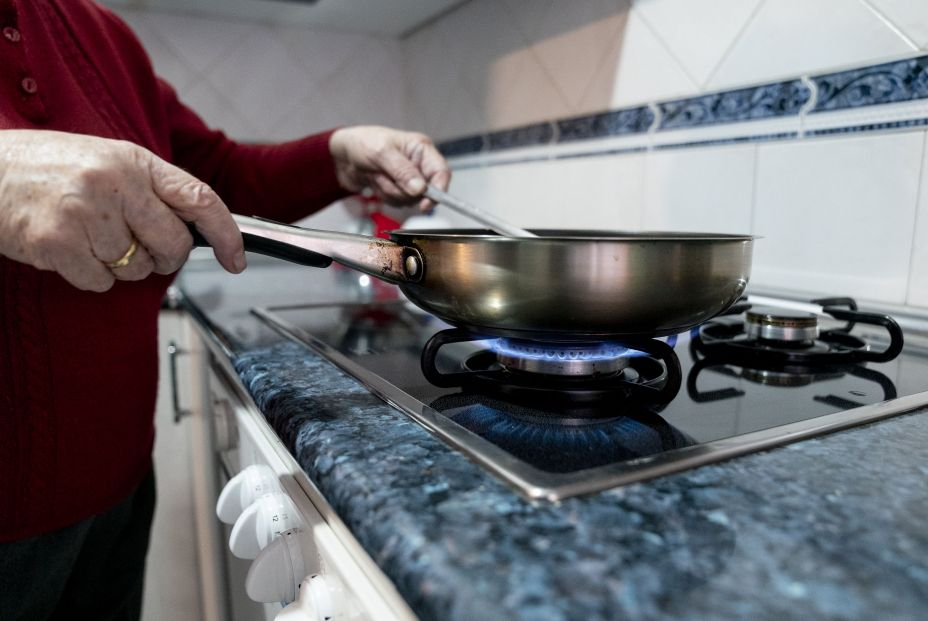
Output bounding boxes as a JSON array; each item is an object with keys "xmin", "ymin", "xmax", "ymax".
[
  {"xmin": 691, "ymin": 297, "xmax": 904, "ymax": 368},
  {"xmin": 420, "ymin": 328, "xmax": 682, "ymax": 410}
]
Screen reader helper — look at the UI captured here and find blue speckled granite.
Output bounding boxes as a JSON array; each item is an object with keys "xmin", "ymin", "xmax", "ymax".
[{"xmin": 235, "ymin": 342, "xmax": 928, "ymax": 621}]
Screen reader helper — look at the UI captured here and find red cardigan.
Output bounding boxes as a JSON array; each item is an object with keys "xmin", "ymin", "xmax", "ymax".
[{"xmin": 0, "ymin": 0, "xmax": 348, "ymax": 541}]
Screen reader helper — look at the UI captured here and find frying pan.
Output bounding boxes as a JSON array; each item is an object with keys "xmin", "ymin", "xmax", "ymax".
[{"xmin": 194, "ymin": 215, "xmax": 754, "ymax": 341}]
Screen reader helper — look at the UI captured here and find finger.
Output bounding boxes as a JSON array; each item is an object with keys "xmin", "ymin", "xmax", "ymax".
[
  {"xmin": 370, "ymin": 173, "xmax": 410, "ymax": 205},
  {"xmin": 416, "ymin": 197, "xmax": 435, "ymax": 213},
  {"xmin": 123, "ymin": 193, "xmax": 195, "ymax": 275},
  {"xmin": 30, "ymin": 218, "xmax": 115, "ymax": 292},
  {"xmin": 109, "ymin": 243, "xmax": 156, "ymax": 282},
  {"xmin": 374, "ymin": 147, "xmax": 427, "ymax": 199},
  {"xmin": 51, "ymin": 242, "xmax": 116, "ymax": 292},
  {"xmin": 417, "ymin": 142, "xmax": 452, "ymax": 192},
  {"xmin": 144, "ymin": 153, "xmax": 245, "ymax": 273}
]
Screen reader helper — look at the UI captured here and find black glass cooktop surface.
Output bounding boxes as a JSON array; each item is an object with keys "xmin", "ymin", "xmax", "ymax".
[{"xmin": 254, "ymin": 297, "xmax": 928, "ymax": 500}]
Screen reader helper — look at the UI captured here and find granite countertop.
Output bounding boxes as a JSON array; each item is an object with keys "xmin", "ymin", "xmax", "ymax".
[{"xmin": 178, "ymin": 260, "xmax": 928, "ymax": 621}]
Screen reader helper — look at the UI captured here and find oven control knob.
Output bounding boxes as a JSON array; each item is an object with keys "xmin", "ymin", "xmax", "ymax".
[
  {"xmin": 246, "ymin": 528, "xmax": 322, "ymax": 605},
  {"xmin": 274, "ymin": 575, "xmax": 340, "ymax": 621},
  {"xmin": 230, "ymin": 492, "xmax": 305, "ymax": 559},
  {"xmin": 216, "ymin": 464, "xmax": 281, "ymax": 524}
]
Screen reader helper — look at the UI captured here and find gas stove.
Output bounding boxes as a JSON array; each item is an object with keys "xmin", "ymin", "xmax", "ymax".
[{"xmin": 253, "ymin": 294, "xmax": 928, "ymax": 501}]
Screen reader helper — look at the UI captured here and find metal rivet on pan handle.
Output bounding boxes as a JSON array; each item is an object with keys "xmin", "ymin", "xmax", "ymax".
[{"xmin": 403, "ymin": 250, "xmax": 424, "ymax": 281}]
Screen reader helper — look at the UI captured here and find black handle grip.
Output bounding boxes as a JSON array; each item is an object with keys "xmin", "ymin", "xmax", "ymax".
[{"xmin": 187, "ymin": 223, "xmax": 333, "ymax": 268}]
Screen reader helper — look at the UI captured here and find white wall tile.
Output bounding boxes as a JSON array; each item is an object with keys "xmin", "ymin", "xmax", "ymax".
[
  {"xmin": 632, "ymin": 0, "xmax": 762, "ymax": 88},
  {"xmin": 708, "ymin": 0, "xmax": 916, "ymax": 91},
  {"xmin": 865, "ymin": 0, "xmax": 928, "ymax": 49},
  {"xmin": 205, "ymin": 26, "xmax": 315, "ymax": 138},
  {"xmin": 507, "ymin": 0, "xmax": 628, "ymax": 112},
  {"xmin": 116, "ymin": 11, "xmax": 200, "ymax": 91},
  {"xmin": 136, "ymin": 11, "xmax": 255, "ymax": 75},
  {"xmin": 483, "ymin": 47, "xmax": 572, "ymax": 130},
  {"xmin": 403, "ymin": 17, "xmax": 467, "ymax": 138},
  {"xmin": 447, "ymin": 153, "xmax": 645, "ymax": 230},
  {"xmin": 275, "ymin": 26, "xmax": 373, "ymax": 85},
  {"xmin": 178, "ymin": 79, "xmax": 256, "ymax": 139},
  {"xmin": 643, "ymin": 145, "xmax": 755, "ymax": 234},
  {"xmin": 110, "ymin": 6, "xmax": 407, "ymax": 235},
  {"xmin": 907, "ymin": 133, "xmax": 928, "ymax": 308},
  {"xmin": 304, "ymin": 39, "xmax": 408, "ymax": 130},
  {"xmin": 752, "ymin": 132, "xmax": 923, "ymax": 304},
  {"xmin": 610, "ymin": 8, "xmax": 699, "ymax": 108}
]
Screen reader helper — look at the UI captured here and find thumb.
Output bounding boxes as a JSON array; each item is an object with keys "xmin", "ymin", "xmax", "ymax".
[{"xmin": 146, "ymin": 153, "xmax": 245, "ymax": 273}]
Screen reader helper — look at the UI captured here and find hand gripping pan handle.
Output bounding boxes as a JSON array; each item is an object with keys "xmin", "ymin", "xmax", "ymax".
[{"xmin": 188, "ymin": 216, "xmax": 424, "ymax": 284}]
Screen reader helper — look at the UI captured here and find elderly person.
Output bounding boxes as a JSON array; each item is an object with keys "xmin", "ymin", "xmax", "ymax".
[{"xmin": 0, "ymin": 1, "xmax": 450, "ymax": 619}]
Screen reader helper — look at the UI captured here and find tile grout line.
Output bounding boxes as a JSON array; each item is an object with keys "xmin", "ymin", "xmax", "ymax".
[
  {"xmin": 631, "ymin": 5, "xmax": 701, "ymax": 93},
  {"xmin": 903, "ymin": 130, "xmax": 928, "ymax": 306},
  {"xmin": 857, "ymin": 0, "xmax": 920, "ymax": 51},
  {"xmin": 798, "ymin": 75, "xmax": 818, "ymax": 139},
  {"xmin": 699, "ymin": 0, "xmax": 767, "ymax": 90},
  {"xmin": 749, "ymin": 143, "xmax": 761, "ymax": 239}
]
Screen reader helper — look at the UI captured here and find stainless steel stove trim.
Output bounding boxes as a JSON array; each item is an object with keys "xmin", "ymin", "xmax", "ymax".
[{"xmin": 254, "ymin": 305, "xmax": 928, "ymax": 503}]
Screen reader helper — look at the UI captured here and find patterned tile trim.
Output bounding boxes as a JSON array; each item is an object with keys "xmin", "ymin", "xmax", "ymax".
[
  {"xmin": 556, "ymin": 106, "xmax": 654, "ymax": 143},
  {"xmin": 812, "ymin": 56, "xmax": 928, "ymax": 113},
  {"xmin": 486, "ymin": 121, "xmax": 555, "ymax": 151},
  {"xmin": 657, "ymin": 80, "xmax": 810, "ymax": 131},
  {"xmin": 437, "ymin": 135, "xmax": 484, "ymax": 157},
  {"xmin": 434, "ymin": 54, "xmax": 928, "ymax": 162}
]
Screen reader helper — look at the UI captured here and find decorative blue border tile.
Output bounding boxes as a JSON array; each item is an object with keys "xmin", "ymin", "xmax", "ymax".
[
  {"xmin": 555, "ymin": 106, "xmax": 654, "ymax": 143},
  {"xmin": 486, "ymin": 121, "xmax": 555, "ymax": 151},
  {"xmin": 436, "ymin": 53, "xmax": 928, "ymax": 169},
  {"xmin": 658, "ymin": 80, "xmax": 810, "ymax": 131},
  {"xmin": 812, "ymin": 55, "xmax": 928, "ymax": 113},
  {"xmin": 437, "ymin": 134, "xmax": 484, "ymax": 157}
]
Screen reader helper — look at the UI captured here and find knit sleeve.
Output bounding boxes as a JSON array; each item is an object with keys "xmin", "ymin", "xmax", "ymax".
[{"xmin": 157, "ymin": 79, "xmax": 350, "ymax": 222}]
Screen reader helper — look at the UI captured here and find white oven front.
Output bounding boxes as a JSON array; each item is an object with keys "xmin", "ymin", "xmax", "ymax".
[{"xmin": 178, "ymin": 313, "xmax": 416, "ymax": 621}]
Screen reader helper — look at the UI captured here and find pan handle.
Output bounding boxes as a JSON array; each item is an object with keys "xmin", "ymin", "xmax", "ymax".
[
  {"xmin": 188, "ymin": 215, "xmax": 424, "ymax": 284},
  {"xmin": 188, "ymin": 222, "xmax": 332, "ymax": 268}
]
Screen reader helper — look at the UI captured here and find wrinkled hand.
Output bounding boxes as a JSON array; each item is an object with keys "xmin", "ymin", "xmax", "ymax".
[
  {"xmin": 0, "ymin": 129, "xmax": 245, "ymax": 292},
  {"xmin": 329, "ymin": 125, "xmax": 451, "ymax": 211}
]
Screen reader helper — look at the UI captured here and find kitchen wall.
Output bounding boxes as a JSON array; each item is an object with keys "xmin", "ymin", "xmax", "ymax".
[
  {"xmin": 403, "ymin": 0, "xmax": 928, "ymax": 313},
  {"xmin": 106, "ymin": 5, "xmax": 408, "ymax": 231}
]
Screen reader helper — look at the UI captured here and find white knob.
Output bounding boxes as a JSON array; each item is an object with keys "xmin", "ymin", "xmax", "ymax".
[
  {"xmin": 230, "ymin": 492, "xmax": 304, "ymax": 559},
  {"xmin": 274, "ymin": 575, "xmax": 338, "ymax": 621},
  {"xmin": 216, "ymin": 464, "xmax": 281, "ymax": 524},
  {"xmin": 246, "ymin": 528, "xmax": 321, "ymax": 605}
]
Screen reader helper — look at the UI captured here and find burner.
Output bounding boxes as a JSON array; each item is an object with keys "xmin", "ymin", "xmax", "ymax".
[
  {"xmin": 421, "ymin": 328, "xmax": 682, "ymax": 410},
  {"xmin": 493, "ymin": 339, "xmax": 633, "ymax": 377},
  {"xmin": 429, "ymin": 393, "xmax": 697, "ymax": 473},
  {"xmin": 745, "ymin": 307, "xmax": 819, "ymax": 343},
  {"xmin": 691, "ymin": 298, "xmax": 904, "ymax": 367}
]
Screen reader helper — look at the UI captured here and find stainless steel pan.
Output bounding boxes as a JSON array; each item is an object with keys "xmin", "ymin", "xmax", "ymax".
[{"xmin": 198, "ymin": 215, "xmax": 754, "ymax": 341}]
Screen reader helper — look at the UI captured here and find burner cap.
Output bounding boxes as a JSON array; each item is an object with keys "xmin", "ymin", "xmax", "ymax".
[
  {"xmin": 745, "ymin": 307, "xmax": 819, "ymax": 342},
  {"xmin": 494, "ymin": 339, "xmax": 632, "ymax": 377}
]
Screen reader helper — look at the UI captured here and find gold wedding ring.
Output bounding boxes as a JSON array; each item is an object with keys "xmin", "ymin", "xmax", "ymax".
[{"xmin": 106, "ymin": 239, "xmax": 138, "ymax": 269}]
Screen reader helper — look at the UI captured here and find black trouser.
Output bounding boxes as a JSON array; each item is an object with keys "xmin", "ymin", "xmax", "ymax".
[{"xmin": 0, "ymin": 469, "xmax": 156, "ymax": 621}]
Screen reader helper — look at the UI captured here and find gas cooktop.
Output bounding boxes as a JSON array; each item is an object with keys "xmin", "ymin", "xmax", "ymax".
[{"xmin": 253, "ymin": 295, "xmax": 928, "ymax": 501}]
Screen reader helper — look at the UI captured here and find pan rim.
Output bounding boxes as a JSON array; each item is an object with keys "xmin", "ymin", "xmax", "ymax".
[{"xmin": 389, "ymin": 228, "xmax": 755, "ymax": 242}]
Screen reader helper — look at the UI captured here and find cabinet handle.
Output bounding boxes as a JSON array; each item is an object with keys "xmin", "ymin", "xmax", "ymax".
[{"xmin": 168, "ymin": 341, "xmax": 192, "ymax": 424}]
